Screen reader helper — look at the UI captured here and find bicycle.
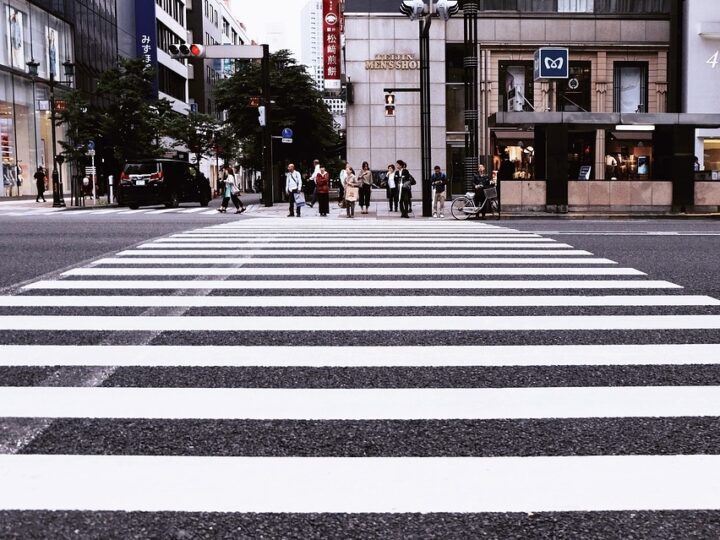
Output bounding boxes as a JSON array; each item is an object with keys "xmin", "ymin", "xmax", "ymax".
[{"xmin": 450, "ymin": 186, "xmax": 501, "ymax": 220}]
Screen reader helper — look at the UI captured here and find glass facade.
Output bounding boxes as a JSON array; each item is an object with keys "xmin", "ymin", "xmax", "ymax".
[{"xmin": 0, "ymin": 0, "xmax": 73, "ymax": 196}]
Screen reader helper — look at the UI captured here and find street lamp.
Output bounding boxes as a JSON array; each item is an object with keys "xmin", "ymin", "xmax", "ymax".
[
  {"xmin": 399, "ymin": 0, "xmax": 459, "ymax": 217},
  {"xmin": 27, "ymin": 58, "xmax": 75, "ymax": 208}
]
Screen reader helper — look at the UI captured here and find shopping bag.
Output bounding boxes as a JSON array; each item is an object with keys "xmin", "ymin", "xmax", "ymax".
[
  {"xmin": 294, "ymin": 191, "xmax": 306, "ymax": 207},
  {"xmin": 345, "ymin": 186, "xmax": 359, "ymax": 202}
]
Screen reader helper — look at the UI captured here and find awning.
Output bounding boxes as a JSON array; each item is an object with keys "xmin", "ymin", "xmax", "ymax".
[{"xmin": 489, "ymin": 112, "xmax": 720, "ymax": 129}]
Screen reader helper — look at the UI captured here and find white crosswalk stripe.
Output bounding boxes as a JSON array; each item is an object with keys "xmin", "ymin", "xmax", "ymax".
[{"xmin": 1, "ymin": 217, "xmax": 719, "ymax": 533}]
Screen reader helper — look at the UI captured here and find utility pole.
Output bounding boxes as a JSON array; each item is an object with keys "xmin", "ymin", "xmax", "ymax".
[
  {"xmin": 463, "ymin": 1, "xmax": 479, "ymax": 192},
  {"xmin": 261, "ymin": 44, "xmax": 274, "ymax": 206}
]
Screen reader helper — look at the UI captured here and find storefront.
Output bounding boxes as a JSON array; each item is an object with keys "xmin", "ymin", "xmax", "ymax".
[{"xmin": 0, "ymin": 0, "xmax": 73, "ymax": 197}]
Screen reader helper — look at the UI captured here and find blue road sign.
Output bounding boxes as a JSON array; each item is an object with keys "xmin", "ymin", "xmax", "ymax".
[
  {"xmin": 534, "ymin": 48, "xmax": 569, "ymax": 80},
  {"xmin": 87, "ymin": 141, "xmax": 95, "ymax": 151},
  {"xmin": 281, "ymin": 128, "xmax": 294, "ymax": 139}
]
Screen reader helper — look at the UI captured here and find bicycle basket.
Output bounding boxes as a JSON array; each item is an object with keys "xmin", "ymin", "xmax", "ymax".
[{"xmin": 484, "ymin": 187, "xmax": 498, "ymax": 199}]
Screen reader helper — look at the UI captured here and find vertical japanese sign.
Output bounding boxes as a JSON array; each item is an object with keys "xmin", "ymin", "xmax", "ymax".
[
  {"xmin": 323, "ymin": 0, "xmax": 341, "ymax": 91},
  {"xmin": 135, "ymin": 0, "xmax": 158, "ymax": 98}
]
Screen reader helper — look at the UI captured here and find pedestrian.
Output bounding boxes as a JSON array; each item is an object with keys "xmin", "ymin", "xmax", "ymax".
[
  {"xmin": 358, "ymin": 161, "xmax": 373, "ymax": 214},
  {"xmin": 385, "ymin": 164, "xmax": 398, "ymax": 212},
  {"xmin": 315, "ymin": 165, "xmax": 330, "ymax": 216},
  {"xmin": 472, "ymin": 164, "xmax": 490, "ymax": 218},
  {"xmin": 285, "ymin": 163, "xmax": 302, "ymax": 217},
  {"xmin": 342, "ymin": 164, "xmax": 360, "ymax": 218},
  {"xmin": 217, "ymin": 165, "xmax": 245, "ymax": 214},
  {"xmin": 34, "ymin": 166, "xmax": 47, "ymax": 202},
  {"xmin": 308, "ymin": 159, "xmax": 321, "ymax": 208},
  {"xmin": 396, "ymin": 160, "xmax": 416, "ymax": 218},
  {"xmin": 431, "ymin": 165, "xmax": 447, "ymax": 218}
]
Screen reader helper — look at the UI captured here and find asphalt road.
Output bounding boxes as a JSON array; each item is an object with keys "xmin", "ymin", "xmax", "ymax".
[{"xmin": 0, "ymin": 215, "xmax": 719, "ymax": 538}]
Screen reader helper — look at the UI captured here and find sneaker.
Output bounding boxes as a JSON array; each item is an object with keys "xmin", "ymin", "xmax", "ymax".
[
  {"xmin": 440, "ymin": 213, "xmax": 444, "ymax": 218},
  {"xmin": 432, "ymin": 212, "xmax": 437, "ymax": 218}
]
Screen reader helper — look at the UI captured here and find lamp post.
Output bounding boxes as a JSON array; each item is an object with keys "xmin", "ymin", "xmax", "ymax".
[
  {"xmin": 27, "ymin": 59, "xmax": 75, "ymax": 208},
  {"xmin": 400, "ymin": 1, "xmax": 458, "ymax": 217}
]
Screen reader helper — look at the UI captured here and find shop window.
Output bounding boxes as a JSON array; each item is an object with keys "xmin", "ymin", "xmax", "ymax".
[
  {"xmin": 704, "ymin": 140, "xmax": 720, "ymax": 173},
  {"xmin": 568, "ymin": 132, "xmax": 595, "ymax": 180},
  {"xmin": 605, "ymin": 131, "xmax": 653, "ymax": 180},
  {"xmin": 558, "ymin": 0, "xmax": 594, "ymax": 12},
  {"xmin": 594, "ymin": 0, "xmax": 670, "ymax": 14},
  {"xmin": 613, "ymin": 62, "xmax": 648, "ymax": 113},
  {"xmin": 557, "ymin": 61, "xmax": 591, "ymax": 112},
  {"xmin": 499, "ymin": 62, "xmax": 534, "ymax": 112}
]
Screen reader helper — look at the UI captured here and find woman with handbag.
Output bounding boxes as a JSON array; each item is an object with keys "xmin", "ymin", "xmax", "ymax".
[
  {"xmin": 342, "ymin": 164, "xmax": 360, "ymax": 218},
  {"xmin": 218, "ymin": 165, "xmax": 245, "ymax": 214},
  {"xmin": 358, "ymin": 161, "xmax": 373, "ymax": 214},
  {"xmin": 315, "ymin": 166, "xmax": 330, "ymax": 216},
  {"xmin": 396, "ymin": 159, "xmax": 416, "ymax": 218}
]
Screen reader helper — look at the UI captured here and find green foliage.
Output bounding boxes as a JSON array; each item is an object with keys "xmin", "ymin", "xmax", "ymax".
[
  {"xmin": 215, "ymin": 49, "xmax": 340, "ymax": 174},
  {"xmin": 95, "ymin": 58, "xmax": 173, "ymax": 163},
  {"xmin": 55, "ymin": 90, "xmax": 97, "ymax": 164},
  {"xmin": 166, "ymin": 112, "xmax": 219, "ymax": 165}
]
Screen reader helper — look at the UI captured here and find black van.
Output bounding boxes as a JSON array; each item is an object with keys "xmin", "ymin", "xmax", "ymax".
[{"xmin": 117, "ymin": 159, "xmax": 212, "ymax": 209}]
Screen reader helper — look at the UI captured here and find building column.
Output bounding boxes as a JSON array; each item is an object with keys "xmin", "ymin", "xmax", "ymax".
[
  {"xmin": 542, "ymin": 124, "xmax": 569, "ymax": 211},
  {"xmin": 595, "ymin": 129, "xmax": 606, "ymax": 180}
]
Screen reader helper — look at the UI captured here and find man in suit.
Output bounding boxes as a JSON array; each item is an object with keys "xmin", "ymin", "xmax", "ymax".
[{"xmin": 396, "ymin": 160, "xmax": 416, "ymax": 218}]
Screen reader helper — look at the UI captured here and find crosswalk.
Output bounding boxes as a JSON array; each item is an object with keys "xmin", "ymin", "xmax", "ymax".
[
  {"xmin": 1, "ymin": 218, "xmax": 719, "ymax": 535},
  {"xmin": 0, "ymin": 204, "xmax": 260, "ymax": 218}
]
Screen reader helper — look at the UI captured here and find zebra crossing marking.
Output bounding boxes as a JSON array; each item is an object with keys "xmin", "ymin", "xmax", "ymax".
[
  {"xmin": 2, "ymin": 343, "xmax": 719, "ymax": 368},
  {"xmin": 22, "ymin": 279, "xmax": 680, "ymax": 290},
  {"xmin": 8, "ymin": 294, "xmax": 710, "ymax": 308},
  {"xmin": 1, "ymin": 454, "xmax": 719, "ymax": 512}
]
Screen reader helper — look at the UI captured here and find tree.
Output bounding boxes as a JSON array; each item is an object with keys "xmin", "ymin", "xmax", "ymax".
[
  {"xmin": 166, "ymin": 112, "xmax": 219, "ymax": 165},
  {"xmin": 95, "ymin": 58, "xmax": 173, "ymax": 163},
  {"xmin": 215, "ymin": 49, "xmax": 340, "ymax": 175},
  {"xmin": 55, "ymin": 89, "xmax": 97, "ymax": 168}
]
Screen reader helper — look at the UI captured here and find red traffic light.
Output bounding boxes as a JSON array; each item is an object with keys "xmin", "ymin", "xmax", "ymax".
[{"xmin": 190, "ymin": 44, "xmax": 205, "ymax": 58}]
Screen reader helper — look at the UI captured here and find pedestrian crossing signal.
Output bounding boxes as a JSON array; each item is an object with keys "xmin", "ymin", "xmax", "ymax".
[{"xmin": 385, "ymin": 93, "xmax": 395, "ymax": 117}]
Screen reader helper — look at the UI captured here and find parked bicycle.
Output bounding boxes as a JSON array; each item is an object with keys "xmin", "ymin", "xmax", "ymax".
[{"xmin": 450, "ymin": 186, "xmax": 500, "ymax": 220}]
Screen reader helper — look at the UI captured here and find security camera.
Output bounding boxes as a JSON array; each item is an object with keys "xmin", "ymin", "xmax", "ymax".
[
  {"xmin": 435, "ymin": 0, "xmax": 459, "ymax": 21},
  {"xmin": 399, "ymin": 0, "xmax": 426, "ymax": 21}
]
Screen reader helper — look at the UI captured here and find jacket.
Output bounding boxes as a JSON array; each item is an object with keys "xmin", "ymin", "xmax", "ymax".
[
  {"xmin": 397, "ymin": 169, "xmax": 416, "ymax": 197},
  {"xmin": 285, "ymin": 170, "xmax": 302, "ymax": 193},
  {"xmin": 431, "ymin": 172, "xmax": 447, "ymax": 193},
  {"xmin": 316, "ymin": 172, "xmax": 330, "ymax": 194}
]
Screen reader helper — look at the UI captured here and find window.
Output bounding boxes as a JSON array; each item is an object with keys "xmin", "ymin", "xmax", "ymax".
[
  {"xmin": 158, "ymin": 65, "xmax": 186, "ymax": 101},
  {"xmin": 558, "ymin": 0, "xmax": 594, "ymax": 12},
  {"xmin": 557, "ymin": 61, "xmax": 592, "ymax": 112},
  {"xmin": 499, "ymin": 62, "xmax": 535, "ymax": 112},
  {"xmin": 614, "ymin": 62, "xmax": 648, "ymax": 113}
]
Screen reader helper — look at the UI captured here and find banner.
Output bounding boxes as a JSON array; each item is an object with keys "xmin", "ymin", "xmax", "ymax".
[
  {"xmin": 135, "ymin": 0, "xmax": 158, "ymax": 98},
  {"xmin": 322, "ymin": 0, "xmax": 341, "ymax": 91}
]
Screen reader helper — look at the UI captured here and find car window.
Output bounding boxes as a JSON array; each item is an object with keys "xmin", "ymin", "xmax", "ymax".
[{"xmin": 124, "ymin": 163, "xmax": 157, "ymax": 175}]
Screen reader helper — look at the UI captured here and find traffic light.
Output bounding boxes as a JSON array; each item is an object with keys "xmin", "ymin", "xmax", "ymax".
[
  {"xmin": 384, "ymin": 93, "xmax": 395, "ymax": 117},
  {"xmin": 169, "ymin": 43, "xmax": 206, "ymax": 59},
  {"xmin": 258, "ymin": 105, "xmax": 266, "ymax": 127}
]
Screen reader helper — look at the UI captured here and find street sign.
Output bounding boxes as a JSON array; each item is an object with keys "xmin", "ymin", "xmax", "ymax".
[
  {"xmin": 249, "ymin": 96, "xmax": 260, "ymax": 107},
  {"xmin": 85, "ymin": 167, "xmax": 97, "ymax": 175},
  {"xmin": 534, "ymin": 48, "xmax": 570, "ymax": 80},
  {"xmin": 87, "ymin": 141, "xmax": 95, "ymax": 151},
  {"xmin": 87, "ymin": 149, "xmax": 96, "ymax": 157},
  {"xmin": 281, "ymin": 128, "xmax": 294, "ymax": 139},
  {"xmin": 281, "ymin": 138, "xmax": 293, "ymax": 144}
]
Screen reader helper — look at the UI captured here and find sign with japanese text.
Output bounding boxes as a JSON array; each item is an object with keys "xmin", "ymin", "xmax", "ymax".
[
  {"xmin": 135, "ymin": 0, "xmax": 158, "ymax": 97},
  {"xmin": 323, "ymin": 0, "xmax": 341, "ymax": 91}
]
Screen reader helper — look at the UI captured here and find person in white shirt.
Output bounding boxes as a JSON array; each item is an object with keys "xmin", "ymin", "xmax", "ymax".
[
  {"xmin": 285, "ymin": 163, "xmax": 302, "ymax": 217},
  {"xmin": 218, "ymin": 165, "xmax": 245, "ymax": 214},
  {"xmin": 385, "ymin": 163, "xmax": 398, "ymax": 212}
]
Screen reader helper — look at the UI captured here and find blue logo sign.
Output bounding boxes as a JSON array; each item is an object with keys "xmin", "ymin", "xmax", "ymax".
[
  {"xmin": 534, "ymin": 48, "xmax": 569, "ymax": 80},
  {"xmin": 281, "ymin": 128, "xmax": 294, "ymax": 139}
]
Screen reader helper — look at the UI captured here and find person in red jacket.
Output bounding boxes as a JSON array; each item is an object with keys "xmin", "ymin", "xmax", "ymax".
[{"xmin": 315, "ymin": 165, "xmax": 330, "ymax": 216}]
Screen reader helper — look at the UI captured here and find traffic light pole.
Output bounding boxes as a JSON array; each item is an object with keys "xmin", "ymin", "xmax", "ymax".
[
  {"xmin": 419, "ymin": 15, "xmax": 432, "ymax": 218},
  {"xmin": 261, "ymin": 44, "xmax": 273, "ymax": 207}
]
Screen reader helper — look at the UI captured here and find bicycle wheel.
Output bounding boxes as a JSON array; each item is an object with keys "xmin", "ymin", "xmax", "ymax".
[
  {"xmin": 451, "ymin": 197, "xmax": 473, "ymax": 220},
  {"xmin": 489, "ymin": 199, "xmax": 501, "ymax": 220}
]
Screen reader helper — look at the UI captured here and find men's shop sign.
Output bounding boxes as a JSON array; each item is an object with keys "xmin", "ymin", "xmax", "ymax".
[{"xmin": 365, "ymin": 54, "xmax": 419, "ymax": 70}]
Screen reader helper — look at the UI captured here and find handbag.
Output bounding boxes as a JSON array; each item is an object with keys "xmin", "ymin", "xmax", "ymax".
[
  {"xmin": 338, "ymin": 198, "xmax": 348, "ymax": 208},
  {"xmin": 294, "ymin": 191, "xmax": 306, "ymax": 207},
  {"xmin": 230, "ymin": 184, "xmax": 240, "ymax": 195},
  {"xmin": 345, "ymin": 186, "xmax": 359, "ymax": 202}
]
